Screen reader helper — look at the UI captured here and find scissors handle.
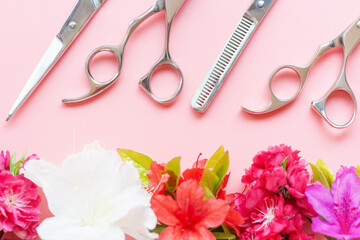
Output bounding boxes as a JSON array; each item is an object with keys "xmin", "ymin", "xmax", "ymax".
[
  {"xmin": 242, "ymin": 40, "xmax": 357, "ymax": 128},
  {"xmin": 242, "ymin": 42, "xmax": 332, "ymax": 114},
  {"xmin": 139, "ymin": 51, "xmax": 183, "ymax": 103},
  {"xmin": 312, "ymin": 62, "xmax": 357, "ymax": 129},
  {"xmin": 63, "ymin": 45, "xmax": 123, "ymax": 103},
  {"xmin": 139, "ymin": 0, "xmax": 184, "ymax": 103},
  {"xmin": 63, "ymin": 2, "xmax": 162, "ymax": 103}
]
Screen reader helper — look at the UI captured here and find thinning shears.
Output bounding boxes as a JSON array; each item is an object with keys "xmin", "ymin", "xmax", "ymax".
[
  {"xmin": 242, "ymin": 17, "xmax": 360, "ymax": 129},
  {"xmin": 62, "ymin": 0, "xmax": 185, "ymax": 104},
  {"xmin": 7, "ymin": 0, "xmax": 106, "ymax": 121}
]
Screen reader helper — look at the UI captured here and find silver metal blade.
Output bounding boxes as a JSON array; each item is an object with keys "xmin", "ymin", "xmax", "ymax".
[
  {"xmin": 7, "ymin": 37, "xmax": 65, "ymax": 121},
  {"xmin": 7, "ymin": 0, "xmax": 107, "ymax": 121},
  {"xmin": 191, "ymin": 0, "xmax": 276, "ymax": 112}
]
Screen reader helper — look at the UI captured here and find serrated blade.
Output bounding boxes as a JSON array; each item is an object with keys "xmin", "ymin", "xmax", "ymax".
[{"xmin": 191, "ymin": 0, "xmax": 276, "ymax": 112}]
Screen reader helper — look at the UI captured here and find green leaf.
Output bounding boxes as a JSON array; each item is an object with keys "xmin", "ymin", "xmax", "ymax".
[
  {"xmin": 151, "ymin": 225, "xmax": 167, "ymax": 234},
  {"xmin": 309, "ymin": 162, "xmax": 330, "ymax": 189},
  {"xmin": 281, "ymin": 156, "xmax": 289, "ymax": 170},
  {"xmin": 356, "ymin": 165, "xmax": 360, "ymax": 179},
  {"xmin": 9, "ymin": 153, "xmax": 18, "ymax": 176},
  {"xmin": 202, "ymin": 185, "xmax": 215, "ymax": 200},
  {"xmin": 117, "ymin": 149, "xmax": 153, "ymax": 187},
  {"xmin": 316, "ymin": 159, "xmax": 335, "ymax": 187},
  {"xmin": 212, "ymin": 232, "xmax": 236, "ymax": 239},
  {"xmin": 221, "ymin": 224, "xmax": 231, "ymax": 234},
  {"xmin": 200, "ymin": 169, "xmax": 220, "ymax": 194},
  {"xmin": 164, "ymin": 157, "xmax": 181, "ymax": 193},
  {"xmin": 212, "ymin": 151, "xmax": 229, "ymax": 192},
  {"xmin": 205, "ymin": 146, "xmax": 225, "ymax": 169},
  {"xmin": 325, "ymin": 236, "xmax": 337, "ymax": 240}
]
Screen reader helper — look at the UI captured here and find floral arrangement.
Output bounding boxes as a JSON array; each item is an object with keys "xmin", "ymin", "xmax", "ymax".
[{"xmin": 2, "ymin": 142, "xmax": 360, "ymax": 240}]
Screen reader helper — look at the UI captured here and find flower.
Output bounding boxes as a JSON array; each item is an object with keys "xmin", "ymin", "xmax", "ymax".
[
  {"xmin": 305, "ymin": 167, "xmax": 360, "ymax": 240},
  {"xmin": 0, "ymin": 171, "xmax": 40, "ymax": 240},
  {"xmin": 118, "ymin": 147, "xmax": 244, "ymax": 237},
  {"xmin": 0, "ymin": 151, "xmax": 10, "ymax": 172},
  {"xmin": 232, "ymin": 145, "xmax": 314, "ymax": 239},
  {"xmin": 23, "ymin": 141, "xmax": 158, "ymax": 240},
  {"xmin": 151, "ymin": 179, "xmax": 229, "ymax": 240},
  {"xmin": 147, "ymin": 161, "xmax": 169, "ymax": 195},
  {"xmin": 242, "ymin": 145, "xmax": 316, "ymax": 217}
]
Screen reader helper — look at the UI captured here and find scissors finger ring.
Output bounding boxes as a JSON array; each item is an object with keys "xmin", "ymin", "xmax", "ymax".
[{"xmin": 63, "ymin": 0, "xmax": 185, "ymax": 104}]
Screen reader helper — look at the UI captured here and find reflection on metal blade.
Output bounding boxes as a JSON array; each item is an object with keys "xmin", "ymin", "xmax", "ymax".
[{"xmin": 7, "ymin": 37, "xmax": 64, "ymax": 121}]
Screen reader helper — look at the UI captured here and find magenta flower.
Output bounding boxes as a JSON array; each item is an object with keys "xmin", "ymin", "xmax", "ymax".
[
  {"xmin": 231, "ymin": 145, "xmax": 315, "ymax": 238},
  {"xmin": 305, "ymin": 167, "xmax": 360, "ymax": 240},
  {"xmin": 0, "ymin": 151, "xmax": 10, "ymax": 172},
  {"xmin": 0, "ymin": 171, "xmax": 40, "ymax": 239},
  {"xmin": 242, "ymin": 145, "xmax": 316, "ymax": 217}
]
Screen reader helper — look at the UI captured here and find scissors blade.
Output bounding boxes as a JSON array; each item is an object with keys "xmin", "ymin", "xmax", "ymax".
[
  {"xmin": 191, "ymin": 0, "xmax": 276, "ymax": 112},
  {"xmin": 7, "ymin": 0, "xmax": 106, "ymax": 121},
  {"xmin": 6, "ymin": 37, "xmax": 65, "ymax": 121}
]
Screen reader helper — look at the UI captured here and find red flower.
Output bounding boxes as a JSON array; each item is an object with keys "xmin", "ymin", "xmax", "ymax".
[
  {"xmin": 147, "ymin": 161, "xmax": 169, "ymax": 195},
  {"xmin": 151, "ymin": 179, "xmax": 229, "ymax": 240}
]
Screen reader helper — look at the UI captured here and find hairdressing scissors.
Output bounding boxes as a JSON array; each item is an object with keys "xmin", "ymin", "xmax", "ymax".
[
  {"xmin": 242, "ymin": 17, "xmax": 360, "ymax": 129},
  {"xmin": 7, "ymin": 0, "xmax": 106, "ymax": 121},
  {"xmin": 62, "ymin": 0, "xmax": 185, "ymax": 104}
]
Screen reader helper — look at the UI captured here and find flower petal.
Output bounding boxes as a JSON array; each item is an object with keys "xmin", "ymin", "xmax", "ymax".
[
  {"xmin": 176, "ymin": 180, "xmax": 204, "ymax": 212},
  {"xmin": 199, "ymin": 198, "xmax": 229, "ymax": 228},
  {"xmin": 305, "ymin": 184, "xmax": 337, "ymax": 224},
  {"xmin": 224, "ymin": 208, "xmax": 244, "ymax": 236},
  {"xmin": 331, "ymin": 167, "xmax": 360, "ymax": 210},
  {"xmin": 151, "ymin": 194, "xmax": 180, "ymax": 226},
  {"xmin": 37, "ymin": 216, "xmax": 126, "ymax": 240},
  {"xmin": 161, "ymin": 225, "xmax": 216, "ymax": 240},
  {"xmin": 194, "ymin": 226, "xmax": 216, "ymax": 240},
  {"xmin": 311, "ymin": 217, "xmax": 345, "ymax": 240},
  {"xmin": 159, "ymin": 226, "xmax": 177, "ymax": 240},
  {"xmin": 23, "ymin": 159, "xmax": 81, "ymax": 220},
  {"xmin": 117, "ymin": 206, "xmax": 158, "ymax": 240}
]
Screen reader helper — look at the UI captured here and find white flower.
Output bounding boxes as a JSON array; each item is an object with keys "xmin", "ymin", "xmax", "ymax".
[{"xmin": 23, "ymin": 141, "xmax": 158, "ymax": 240}]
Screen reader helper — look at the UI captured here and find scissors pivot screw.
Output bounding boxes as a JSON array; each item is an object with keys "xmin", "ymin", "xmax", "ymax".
[
  {"xmin": 69, "ymin": 21, "xmax": 77, "ymax": 29},
  {"xmin": 258, "ymin": 0, "xmax": 265, "ymax": 8}
]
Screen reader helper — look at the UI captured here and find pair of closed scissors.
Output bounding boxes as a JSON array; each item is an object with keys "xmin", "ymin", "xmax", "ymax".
[
  {"xmin": 242, "ymin": 17, "xmax": 360, "ymax": 129},
  {"xmin": 62, "ymin": 0, "xmax": 185, "ymax": 104},
  {"xmin": 7, "ymin": 0, "xmax": 107, "ymax": 121}
]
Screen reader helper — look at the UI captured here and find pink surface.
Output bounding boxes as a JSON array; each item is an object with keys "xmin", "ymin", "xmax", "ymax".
[{"xmin": 1, "ymin": 0, "xmax": 360, "ymax": 238}]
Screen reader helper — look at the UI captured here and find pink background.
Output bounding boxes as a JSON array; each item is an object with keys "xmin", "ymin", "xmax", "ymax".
[{"xmin": 1, "ymin": 0, "xmax": 360, "ymax": 239}]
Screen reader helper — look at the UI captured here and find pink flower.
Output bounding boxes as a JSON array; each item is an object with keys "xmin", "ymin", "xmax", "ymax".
[
  {"xmin": 0, "ymin": 171, "xmax": 40, "ymax": 240},
  {"xmin": 232, "ymin": 145, "xmax": 314, "ymax": 239},
  {"xmin": 249, "ymin": 195, "xmax": 288, "ymax": 238},
  {"xmin": 242, "ymin": 145, "xmax": 316, "ymax": 217},
  {"xmin": 305, "ymin": 167, "xmax": 360, "ymax": 240},
  {"xmin": 151, "ymin": 179, "xmax": 229, "ymax": 240},
  {"xmin": 18, "ymin": 155, "xmax": 39, "ymax": 170},
  {"xmin": 0, "ymin": 151, "xmax": 10, "ymax": 172}
]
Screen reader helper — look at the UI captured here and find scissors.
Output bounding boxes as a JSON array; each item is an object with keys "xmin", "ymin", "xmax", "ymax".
[
  {"xmin": 62, "ymin": 0, "xmax": 185, "ymax": 104},
  {"xmin": 7, "ymin": 0, "xmax": 106, "ymax": 121},
  {"xmin": 242, "ymin": 17, "xmax": 360, "ymax": 129}
]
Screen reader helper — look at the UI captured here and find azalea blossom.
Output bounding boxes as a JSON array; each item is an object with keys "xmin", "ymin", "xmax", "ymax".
[
  {"xmin": 0, "ymin": 151, "xmax": 10, "ymax": 172},
  {"xmin": 151, "ymin": 179, "xmax": 229, "ymax": 240},
  {"xmin": 231, "ymin": 145, "xmax": 314, "ymax": 239},
  {"xmin": 305, "ymin": 167, "xmax": 360, "ymax": 240},
  {"xmin": 0, "ymin": 171, "xmax": 40, "ymax": 240},
  {"xmin": 23, "ymin": 141, "xmax": 157, "ymax": 240}
]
